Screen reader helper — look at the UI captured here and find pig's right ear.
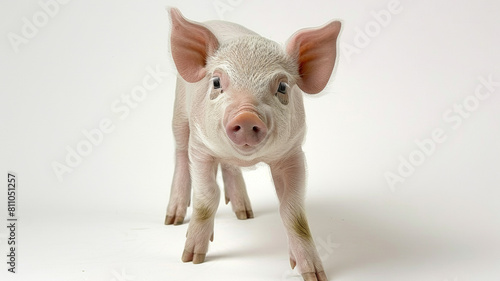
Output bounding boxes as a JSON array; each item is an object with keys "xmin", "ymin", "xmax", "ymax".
[
  {"xmin": 168, "ymin": 8, "xmax": 219, "ymax": 83},
  {"xmin": 286, "ymin": 20, "xmax": 342, "ymax": 94}
]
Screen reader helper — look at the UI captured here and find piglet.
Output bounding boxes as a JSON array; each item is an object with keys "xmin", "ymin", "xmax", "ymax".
[{"xmin": 165, "ymin": 8, "xmax": 341, "ymax": 281}]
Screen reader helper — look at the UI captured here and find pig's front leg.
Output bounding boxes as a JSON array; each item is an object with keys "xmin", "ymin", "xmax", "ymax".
[
  {"xmin": 165, "ymin": 88, "xmax": 191, "ymax": 226},
  {"xmin": 270, "ymin": 150, "xmax": 328, "ymax": 281},
  {"xmin": 221, "ymin": 164, "xmax": 254, "ymax": 220},
  {"xmin": 182, "ymin": 149, "xmax": 220, "ymax": 264},
  {"xmin": 165, "ymin": 148, "xmax": 191, "ymax": 225}
]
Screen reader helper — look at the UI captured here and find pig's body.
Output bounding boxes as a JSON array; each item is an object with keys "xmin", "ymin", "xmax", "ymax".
[{"xmin": 165, "ymin": 8, "xmax": 341, "ymax": 281}]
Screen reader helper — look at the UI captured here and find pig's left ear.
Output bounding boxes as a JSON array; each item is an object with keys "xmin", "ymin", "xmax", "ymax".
[
  {"xmin": 169, "ymin": 8, "xmax": 219, "ymax": 83},
  {"xmin": 286, "ymin": 21, "xmax": 342, "ymax": 94}
]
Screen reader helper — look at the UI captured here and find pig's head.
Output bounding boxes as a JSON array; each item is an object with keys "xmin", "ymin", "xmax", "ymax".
[{"xmin": 169, "ymin": 8, "xmax": 341, "ymax": 162}]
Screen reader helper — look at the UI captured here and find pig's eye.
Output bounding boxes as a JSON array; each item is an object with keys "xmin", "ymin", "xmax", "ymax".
[
  {"xmin": 210, "ymin": 76, "xmax": 223, "ymax": 100},
  {"xmin": 275, "ymin": 82, "xmax": 289, "ymax": 105},
  {"xmin": 212, "ymin": 77, "xmax": 221, "ymax": 89},
  {"xmin": 277, "ymin": 82, "xmax": 287, "ymax": 94}
]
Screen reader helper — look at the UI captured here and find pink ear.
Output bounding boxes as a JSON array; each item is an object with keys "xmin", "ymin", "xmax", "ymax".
[
  {"xmin": 286, "ymin": 21, "xmax": 342, "ymax": 94},
  {"xmin": 169, "ymin": 8, "xmax": 219, "ymax": 83}
]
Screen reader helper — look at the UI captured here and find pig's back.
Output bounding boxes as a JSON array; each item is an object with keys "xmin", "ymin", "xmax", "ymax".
[{"xmin": 204, "ymin": 20, "xmax": 259, "ymax": 44}]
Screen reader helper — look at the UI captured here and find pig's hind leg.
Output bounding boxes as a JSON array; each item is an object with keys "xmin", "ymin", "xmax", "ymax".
[{"xmin": 221, "ymin": 164, "xmax": 254, "ymax": 220}]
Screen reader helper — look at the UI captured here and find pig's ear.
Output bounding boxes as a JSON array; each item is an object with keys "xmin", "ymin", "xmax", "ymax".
[
  {"xmin": 286, "ymin": 21, "xmax": 342, "ymax": 94},
  {"xmin": 169, "ymin": 8, "xmax": 219, "ymax": 83}
]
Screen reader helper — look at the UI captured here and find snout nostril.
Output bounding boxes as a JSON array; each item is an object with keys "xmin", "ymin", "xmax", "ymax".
[{"xmin": 226, "ymin": 112, "xmax": 267, "ymax": 147}]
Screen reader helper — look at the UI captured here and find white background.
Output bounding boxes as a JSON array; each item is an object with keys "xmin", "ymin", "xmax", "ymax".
[{"xmin": 1, "ymin": 0, "xmax": 500, "ymax": 280}]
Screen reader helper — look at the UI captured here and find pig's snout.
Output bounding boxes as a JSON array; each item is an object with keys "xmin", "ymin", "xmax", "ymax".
[{"xmin": 226, "ymin": 112, "xmax": 267, "ymax": 147}]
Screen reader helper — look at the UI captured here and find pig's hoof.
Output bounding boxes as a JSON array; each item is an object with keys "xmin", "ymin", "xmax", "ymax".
[
  {"xmin": 181, "ymin": 250, "xmax": 206, "ymax": 264},
  {"xmin": 235, "ymin": 210, "xmax": 254, "ymax": 220},
  {"xmin": 301, "ymin": 271, "xmax": 328, "ymax": 281},
  {"xmin": 165, "ymin": 215, "xmax": 184, "ymax": 225}
]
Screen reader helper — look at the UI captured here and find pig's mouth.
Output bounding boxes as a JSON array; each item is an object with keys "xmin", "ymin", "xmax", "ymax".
[
  {"xmin": 228, "ymin": 141, "xmax": 268, "ymax": 158},
  {"xmin": 237, "ymin": 142, "xmax": 262, "ymax": 151}
]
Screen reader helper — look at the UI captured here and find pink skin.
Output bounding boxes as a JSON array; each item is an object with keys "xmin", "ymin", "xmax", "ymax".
[{"xmin": 166, "ymin": 8, "xmax": 341, "ymax": 281}]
